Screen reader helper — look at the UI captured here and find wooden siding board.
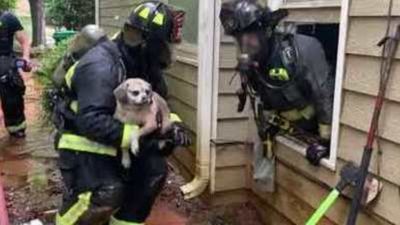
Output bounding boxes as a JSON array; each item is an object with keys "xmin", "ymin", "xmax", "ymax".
[
  {"xmin": 100, "ymin": 0, "xmax": 136, "ymax": 8},
  {"xmin": 350, "ymin": 0, "xmax": 400, "ymax": 17},
  {"xmin": 338, "ymin": 125, "xmax": 400, "ymax": 187},
  {"xmin": 215, "ymin": 166, "xmax": 248, "ymax": 192},
  {"xmin": 273, "ymin": 141, "xmax": 400, "ymax": 224},
  {"xmin": 166, "ymin": 63, "xmax": 198, "ymax": 86},
  {"xmin": 341, "ymin": 90, "xmax": 400, "ymax": 144},
  {"xmin": 168, "ymin": 97, "xmax": 197, "ymax": 133},
  {"xmin": 217, "ymin": 94, "xmax": 249, "ymax": 119},
  {"xmin": 347, "ymin": 17, "xmax": 400, "ymax": 58},
  {"xmin": 252, "ymin": 183, "xmax": 336, "ymax": 225},
  {"xmin": 165, "ymin": 75, "xmax": 197, "ymax": 108},
  {"xmin": 100, "ymin": 7, "xmax": 133, "ymax": 20},
  {"xmin": 273, "ymin": 160, "xmax": 393, "ymax": 225},
  {"xmin": 215, "ymin": 144, "xmax": 250, "ymax": 168},
  {"xmin": 344, "ymin": 55, "xmax": 400, "ymax": 103},
  {"xmin": 284, "ymin": 8, "xmax": 341, "ymax": 23},
  {"xmin": 250, "ymin": 194, "xmax": 295, "ymax": 225},
  {"xmin": 219, "ymin": 69, "xmax": 240, "ymax": 94},
  {"xmin": 217, "ymin": 119, "xmax": 250, "ymax": 142}
]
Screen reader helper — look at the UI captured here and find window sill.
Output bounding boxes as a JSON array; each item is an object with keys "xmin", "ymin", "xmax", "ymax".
[
  {"xmin": 281, "ymin": 0, "xmax": 341, "ymax": 9},
  {"xmin": 275, "ymin": 134, "xmax": 336, "ymax": 171}
]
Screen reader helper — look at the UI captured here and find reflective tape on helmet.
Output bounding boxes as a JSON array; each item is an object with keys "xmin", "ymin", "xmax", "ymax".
[
  {"xmin": 65, "ymin": 62, "xmax": 79, "ymax": 89},
  {"xmin": 319, "ymin": 123, "xmax": 332, "ymax": 140},
  {"xmin": 269, "ymin": 68, "xmax": 290, "ymax": 81},
  {"xmin": 169, "ymin": 113, "xmax": 182, "ymax": 123},
  {"xmin": 56, "ymin": 192, "xmax": 92, "ymax": 225},
  {"xmin": 7, "ymin": 121, "xmax": 26, "ymax": 133},
  {"xmin": 58, "ymin": 133, "xmax": 117, "ymax": 156},
  {"xmin": 152, "ymin": 12, "xmax": 165, "ymax": 25},
  {"xmin": 109, "ymin": 216, "xmax": 145, "ymax": 225},
  {"xmin": 139, "ymin": 7, "xmax": 151, "ymax": 19},
  {"xmin": 121, "ymin": 124, "xmax": 140, "ymax": 150}
]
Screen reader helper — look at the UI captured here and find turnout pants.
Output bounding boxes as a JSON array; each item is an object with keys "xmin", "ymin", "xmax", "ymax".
[
  {"xmin": 0, "ymin": 70, "xmax": 26, "ymax": 134},
  {"xmin": 56, "ymin": 146, "xmax": 167, "ymax": 225}
]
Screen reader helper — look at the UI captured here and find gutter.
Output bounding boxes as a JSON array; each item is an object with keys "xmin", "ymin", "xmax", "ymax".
[{"xmin": 180, "ymin": 0, "xmax": 220, "ymax": 200}]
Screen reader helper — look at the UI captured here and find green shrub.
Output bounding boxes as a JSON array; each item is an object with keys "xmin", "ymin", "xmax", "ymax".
[
  {"xmin": 0, "ymin": 0, "xmax": 17, "ymax": 11},
  {"xmin": 36, "ymin": 39, "xmax": 70, "ymax": 124}
]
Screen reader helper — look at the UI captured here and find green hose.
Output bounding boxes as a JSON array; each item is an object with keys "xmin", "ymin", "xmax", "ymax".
[{"xmin": 305, "ymin": 189, "xmax": 340, "ymax": 225}]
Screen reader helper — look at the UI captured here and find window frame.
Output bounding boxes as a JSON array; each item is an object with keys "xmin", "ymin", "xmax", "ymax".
[
  {"xmin": 281, "ymin": 0, "xmax": 341, "ymax": 9},
  {"xmin": 268, "ymin": 0, "xmax": 349, "ymax": 171}
]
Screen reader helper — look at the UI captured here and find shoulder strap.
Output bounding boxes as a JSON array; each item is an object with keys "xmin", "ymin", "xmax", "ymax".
[
  {"xmin": 101, "ymin": 41, "xmax": 127, "ymax": 83},
  {"xmin": 278, "ymin": 33, "xmax": 300, "ymax": 79}
]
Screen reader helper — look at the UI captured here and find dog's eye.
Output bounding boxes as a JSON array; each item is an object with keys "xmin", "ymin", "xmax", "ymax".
[
  {"xmin": 131, "ymin": 91, "xmax": 140, "ymax": 96},
  {"xmin": 145, "ymin": 90, "xmax": 150, "ymax": 95}
]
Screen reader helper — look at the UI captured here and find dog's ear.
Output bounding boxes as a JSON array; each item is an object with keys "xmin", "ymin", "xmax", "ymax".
[{"xmin": 114, "ymin": 82, "xmax": 129, "ymax": 104}]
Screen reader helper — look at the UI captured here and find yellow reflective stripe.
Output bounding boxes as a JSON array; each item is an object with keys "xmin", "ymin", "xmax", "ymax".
[
  {"xmin": 152, "ymin": 13, "xmax": 165, "ymax": 25},
  {"xmin": 319, "ymin": 123, "xmax": 332, "ymax": 140},
  {"xmin": 70, "ymin": 100, "xmax": 78, "ymax": 113},
  {"xmin": 169, "ymin": 113, "xmax": 182, "ymax": 123},
  {"xmin": 109, "ymin": 216, "xmax": 145, "ymax": 225},
  {"xmin": 269, "ymin": 68, "xmax": 289, "ymax": 81},
  {"xmin": 121, "ymin": 124, "xmax": 139, "ymax": 150},
  {"xmin": 111, "ymin": 31, "xmax": 121, "ymax": 40},
  {"xmin": 138, "ymin": 7, "xmax": 151, "ymax": 19},
  {"xmin": 279, "ymin": 105, "xmax": 315, "ymax": 121},
  {"xmin": 58, "ymin": 134, "xmax": 117, "ymax": 156},
  {"xmin": 7, "ymin": 121, "xmax": 26, "ymax": 133},
  {"xmin": 56, "ymin": 192, "xmax": 92, "ymax": 225},
  {"xmin": 65, "ymin": 62, "xmax": 79, "ymax": 89}
]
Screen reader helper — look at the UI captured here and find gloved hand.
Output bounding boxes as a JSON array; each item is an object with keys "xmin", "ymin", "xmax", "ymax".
[
  {"xmin": 165, "ymin": 122, "xmax": 192, "ymax": 147},
  {"xmin": 306, "ymin": 140, "xmax": 330, "ymax": 166},
  {"xmin": 258, "ymin": 123, "xmax": 280, "ymax": 141}
]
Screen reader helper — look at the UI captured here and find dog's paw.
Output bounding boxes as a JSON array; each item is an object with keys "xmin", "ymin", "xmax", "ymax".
[
  {"xmin": 121, "ymin": 151, "xmax": 131, "ymax": 169},
  {"xmin": 158, "ymin": 140, "xmax": 166, "ymax": 150},
  {"xmin": 130, "ymin": 130, "xmax": 140, "ymax": 155},
  {"xmin": 131, "ymin": 139, "xmax": 140, "ymax": 155}
]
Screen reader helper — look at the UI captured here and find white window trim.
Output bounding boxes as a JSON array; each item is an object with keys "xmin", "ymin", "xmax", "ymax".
[
  {"xmin": 269, "ymin": 0, "xmax": 350, "ymax": 171},
  {"xmin": 281, "ymin": 0, "xmax": 341, "ymax": 9}
]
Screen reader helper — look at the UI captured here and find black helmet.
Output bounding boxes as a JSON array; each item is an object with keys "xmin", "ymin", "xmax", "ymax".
[
  {"xmin": 220, "ymin": 0, "xmax": 288, "ymax": 36},
  {"xmin": 125, "ymin": 1, "xmax": 185, "ymax": 44}
]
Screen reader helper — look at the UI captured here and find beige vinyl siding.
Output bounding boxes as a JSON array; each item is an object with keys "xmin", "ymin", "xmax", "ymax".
[
  {"xmin": 213, "ymin": 23, "xmax": 251, "ymax": 194},
  {"xmin": 249, "ymin": 0, "xmax": 400, "ymax": 224}
]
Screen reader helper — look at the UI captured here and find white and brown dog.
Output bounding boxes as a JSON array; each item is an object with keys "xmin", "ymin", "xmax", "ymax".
[{"xmin": 114, "ymin": 78, "xmax": 172, "ymax": 168}]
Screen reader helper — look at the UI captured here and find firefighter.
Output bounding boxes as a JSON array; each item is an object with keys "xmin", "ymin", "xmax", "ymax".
[
  {"xmin": 220, "ymin": 0, "xmax": 334, "ymax": 165},
  {"xmin": 54, "ymin": 1, "xmax": 190, "ymax": 225},
  {"xmin": 0, "ymin": 10, "xmax": 31, "ymax": 138}
]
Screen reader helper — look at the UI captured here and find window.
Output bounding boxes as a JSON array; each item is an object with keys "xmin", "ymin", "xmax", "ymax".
[{"xmin": 269, "ymin": 0, "xmax": 348, "ymax": 170}]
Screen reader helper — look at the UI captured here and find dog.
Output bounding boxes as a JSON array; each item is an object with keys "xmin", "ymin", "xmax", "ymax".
[{"xmin": 114, "ymin": 78, "xmax": 172, "ymax": 168}]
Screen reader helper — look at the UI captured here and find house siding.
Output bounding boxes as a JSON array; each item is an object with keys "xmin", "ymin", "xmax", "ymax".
[{"xmin": 250, "ymin": 1, "xmax": 400, "ymax": 224}]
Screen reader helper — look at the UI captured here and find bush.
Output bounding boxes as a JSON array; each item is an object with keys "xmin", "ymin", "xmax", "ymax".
[
  {"xmin": 45, "ymin": 0, "xmax": 95, "ymax": 30},
  {"xmin": 36, "ymin": 39, "xmax": 70, "ymax": 123},
  {"xmin": 0, "ymin": 0, "xmax": 17, "ymax": 11},
  {"xmin": 36, "ymin": 39, "xmax": 70, "ymax": 85}
]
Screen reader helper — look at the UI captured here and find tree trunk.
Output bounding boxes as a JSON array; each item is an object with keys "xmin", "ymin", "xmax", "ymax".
[{"xmin": 28, "ymin": 0, "xmax": 45, "ymax": 47}]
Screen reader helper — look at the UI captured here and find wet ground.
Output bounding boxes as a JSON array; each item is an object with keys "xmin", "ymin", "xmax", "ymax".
[{"xmin": 0, "ymin": 74, "xmax": 263, "ymax": 225}]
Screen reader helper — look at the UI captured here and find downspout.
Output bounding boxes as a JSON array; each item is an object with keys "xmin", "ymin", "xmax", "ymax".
[
  {"xmin": 95, "ymin": 0, "xmax": 100, "ymax": 25},
  {"xmin": 180, "ymin": 0, "xmax": 219, "ymax": 200}
]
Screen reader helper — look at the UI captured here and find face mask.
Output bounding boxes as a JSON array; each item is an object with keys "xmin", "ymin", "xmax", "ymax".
[{"xmin": 236, "ymin": 32, "xmax": 263, "ymax": 56}]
